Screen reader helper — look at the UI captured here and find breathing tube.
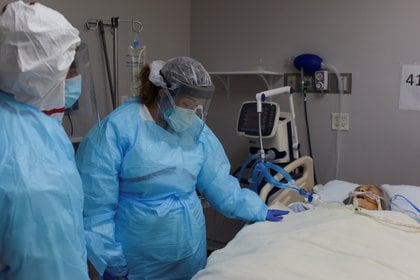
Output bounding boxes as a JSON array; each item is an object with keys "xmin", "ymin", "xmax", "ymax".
[
  {"xmin": 351, "ymin": 191, "xmax": 384, "ymax": 210},
  {"xmin": 235, "ymin": 74, "xmax": 320, "ymax": 202},
  {"xmin": 250, "ymin": 160, "xmax": 317, "ymax": 202},
  {"xmin": 235, "ymin": 131, "xmax": 317, "ymax": 200},
  {"xmin": 353, "ymin": 195, "xmax": 420, "ymax": 231},
  {"xmin": 235, "ymin": 153, "xmax": 259, "ymax": 190}
]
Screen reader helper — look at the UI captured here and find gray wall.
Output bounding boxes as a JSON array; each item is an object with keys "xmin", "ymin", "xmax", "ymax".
[
  {"xmin": 39, "ymin": 0, "xmax": 191, "ymax": 139},
  {"xmin": 191, "ymin": 0, "xmax": 420, "ymax": 186}
]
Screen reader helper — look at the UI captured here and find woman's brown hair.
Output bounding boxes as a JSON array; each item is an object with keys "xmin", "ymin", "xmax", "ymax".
[{"xmin": 139, "ymin": 64, "xmax": 160, "ymax": 106}]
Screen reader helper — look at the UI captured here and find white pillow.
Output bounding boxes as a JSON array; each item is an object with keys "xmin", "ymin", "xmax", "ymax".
[
  {"xmin": 381, "ymin": 184, "xmax": 420, "ymax": 218},
  {"xmin": 314, "ymin": 180, "xmax": 358, "ymax": 203}
]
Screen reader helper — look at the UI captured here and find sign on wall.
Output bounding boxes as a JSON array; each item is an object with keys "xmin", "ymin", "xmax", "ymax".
[{"xmin": 399, "ymin": 64, "xmax": 420, "ymax": 111}]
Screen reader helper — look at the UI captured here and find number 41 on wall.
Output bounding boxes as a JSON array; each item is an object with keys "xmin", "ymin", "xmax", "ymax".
[
  {"xmin": 405, "ymin": 73, "xmax": 420, "ymax": 86},
  {"xmin": 399, "ymin": 64, "xmax": 420, "ymax": 111}
]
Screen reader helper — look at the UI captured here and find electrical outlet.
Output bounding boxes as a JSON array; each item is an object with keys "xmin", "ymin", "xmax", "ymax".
[{"xmin": 331, "ymin": 113, "xmax": 349, "ymax": 131}]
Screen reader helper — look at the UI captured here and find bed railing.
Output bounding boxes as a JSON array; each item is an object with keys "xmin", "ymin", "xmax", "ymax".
[{"xmin": 259, "ymin": 156, "xmax": 314, "ymax": 206}]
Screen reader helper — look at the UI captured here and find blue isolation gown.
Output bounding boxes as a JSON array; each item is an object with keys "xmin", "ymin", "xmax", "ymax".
[
  {"xmin": 76, "ymin": 97, "xmax": 268, "ymax": 279},
  {"xmin": 0, "ymin": 92, "xmax": 89, "ymax": 280}
]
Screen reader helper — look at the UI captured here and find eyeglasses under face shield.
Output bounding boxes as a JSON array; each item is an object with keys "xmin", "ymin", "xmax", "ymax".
[
  {"xmin": 167, "ymin": 81, "xmax": 214, "ymax": 121},
  {"xmin": 156, "ymin": 81, "xmax": 214, "ymax": 146}
]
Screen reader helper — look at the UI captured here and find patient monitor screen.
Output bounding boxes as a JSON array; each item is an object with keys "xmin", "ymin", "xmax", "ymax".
[{"xmin": 237, "ymin": 102, "xmax": 277, "ymax": 137}]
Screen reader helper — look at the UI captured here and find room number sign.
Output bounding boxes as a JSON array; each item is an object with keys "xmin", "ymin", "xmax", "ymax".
[{"xmin": 399, "ymin": 64, "xmax": 420, "ymax": 111}]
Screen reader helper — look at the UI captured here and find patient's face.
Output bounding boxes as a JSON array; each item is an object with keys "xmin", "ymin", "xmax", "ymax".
[{"xmin": 350, "ymin": 184, "xmax": 383, "ymax": 210}]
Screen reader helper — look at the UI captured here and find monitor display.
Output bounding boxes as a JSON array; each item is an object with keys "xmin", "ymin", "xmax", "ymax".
[{"xmin": 237, "ymin": 102, "xmax": 278, "ymax": 137}]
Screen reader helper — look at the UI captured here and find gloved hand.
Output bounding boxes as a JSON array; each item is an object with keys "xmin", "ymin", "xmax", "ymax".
[{"xmin": 266, "ymin": 209, "xmax": 289, "ymax": 221}]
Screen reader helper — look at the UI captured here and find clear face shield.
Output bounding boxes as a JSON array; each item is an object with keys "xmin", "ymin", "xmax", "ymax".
[
  {"xmin": 62, "ymin": 43, "xmax": 100, "ymax": 140},
  {"xmin": 158, "ymin": 81, "xmax": 214, "ymax": 144},
  {"xmin": 351, "ymin": 190, "xmax": 384, "ymax": 210}
]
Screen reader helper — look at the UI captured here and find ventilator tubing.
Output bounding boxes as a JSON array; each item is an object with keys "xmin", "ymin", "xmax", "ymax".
[{"xmin": 252, "ymin": 161, "xmax": 316, "ymax": 201}]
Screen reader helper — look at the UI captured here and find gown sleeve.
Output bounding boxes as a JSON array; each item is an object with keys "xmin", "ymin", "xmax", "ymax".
[
  {"xmin": 76, "ymin": 119, "xmax": 129, "ymax": 277},
  {"xmin": 196, "ymin": 127, "xmax": 268, "ymax": 222}
]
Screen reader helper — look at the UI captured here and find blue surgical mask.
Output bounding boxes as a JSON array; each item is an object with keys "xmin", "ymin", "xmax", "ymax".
[
  {"xmin": 164, "ymin": 106, "xmax": 196, "ymax": 132},
  {"xmin": 64, "ymin": 75, "xmax": 82, "ymax": 109}
]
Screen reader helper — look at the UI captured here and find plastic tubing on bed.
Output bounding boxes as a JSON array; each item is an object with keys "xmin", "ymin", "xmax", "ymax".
[{"xmin": 392, "ymin": 194, "xmax": 420, "ymax": 212}]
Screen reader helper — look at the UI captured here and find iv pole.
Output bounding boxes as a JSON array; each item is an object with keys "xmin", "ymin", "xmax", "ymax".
[{"xmin": 85, "ymin": 17, "xmax": 143, "ymax": 109}]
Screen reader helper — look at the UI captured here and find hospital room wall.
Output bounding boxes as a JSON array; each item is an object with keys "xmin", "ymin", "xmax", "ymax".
[
  {"xmin": 191, "ymin": 0, "xmax": 420, "ymax": 186},
  {"xmin": 39, "ymin": 0, "xmax": 191, "ymax": 140}
]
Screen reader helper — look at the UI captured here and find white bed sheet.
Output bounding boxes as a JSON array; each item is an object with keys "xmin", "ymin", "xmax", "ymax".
[{"xmin": 193, "ymin": 204, "xmax": 420, "ymax": 280}]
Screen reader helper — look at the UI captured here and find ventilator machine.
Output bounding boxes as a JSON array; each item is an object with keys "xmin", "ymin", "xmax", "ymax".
[
  {"xmin": 237, "ymin": 87, "xmax": 299, "ymax": 164},
  {"xmin": 235, "ymin": 85, "xmax": 317, "ymax": 202},
  {"xmin": 234, "ymin": 53, "xmax": 350, "ymax": 202}
]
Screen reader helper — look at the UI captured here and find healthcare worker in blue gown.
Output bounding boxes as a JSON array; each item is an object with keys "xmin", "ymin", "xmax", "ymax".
[
  {"xmin": 0, "ymin": 1, "xmax": 89, "ymax": 280},
  {"xmin": 76, "ymin": 57, "xmax": 288, "ymax": 280}
]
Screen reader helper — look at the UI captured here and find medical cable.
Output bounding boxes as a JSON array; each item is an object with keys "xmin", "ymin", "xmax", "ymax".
[
  {"xmin": 348, "ymin": 192, "xmax": 420, "ymax": 230},
  {"xmin": 391, "ymin": 194, "xmax": 420, "ymax": 213},
  {"xmin": 257, "ymin": 111, "xmax": 266, "ymax": 161},
  {"xmin": 322, "ymin": 62, "xmax": 344, "ymax": 179},
  {"xmin": 390, "ymin": 194, "xmax": 420, "ymax": 222},
  {"xmin": 300, "ymin": 67, "xmax": 318, "ymax": 184}
]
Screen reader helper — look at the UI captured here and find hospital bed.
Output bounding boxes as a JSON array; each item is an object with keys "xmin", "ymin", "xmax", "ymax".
[{"xmin": 193, "ymin": 156, "xmax": 420, "ymax": 280}]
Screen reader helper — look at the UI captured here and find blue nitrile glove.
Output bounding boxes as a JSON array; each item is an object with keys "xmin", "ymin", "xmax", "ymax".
[{"xmin": 266, "ymin": 209, "xmax": 289, "ymax": 221}]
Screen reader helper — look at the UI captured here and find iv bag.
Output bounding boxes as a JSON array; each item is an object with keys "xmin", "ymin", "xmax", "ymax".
[{"xmin": 126, "ymin": 34, "xmax": 146, "ymax": 99}]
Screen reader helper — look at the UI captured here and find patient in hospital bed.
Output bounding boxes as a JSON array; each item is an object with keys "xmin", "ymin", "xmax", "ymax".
[
  {"xmin": 192, "ymin": 175, "xmax": 420, "ymax": 280},
  {"xmin": 342, "ymin": 184, "xmax": 390, "ymax": 210},
  {"xmin": 193, "ymin": 184, "xmax": 420, "ymax": 280},
  {"xmin": 288, "ymin": 184, "xmax": 390, "ymax": 213}
]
